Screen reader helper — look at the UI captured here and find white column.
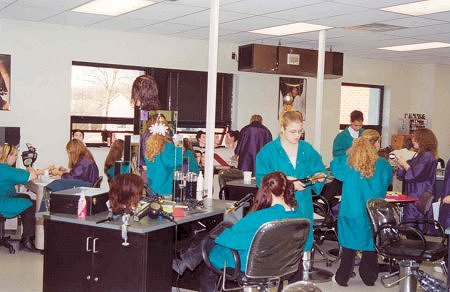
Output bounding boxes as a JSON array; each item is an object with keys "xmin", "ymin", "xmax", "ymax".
[
  {"xmin": 204, "ymin": 0, "xmax": 219, "ymax": 198},
  {"xmin": 314, "ymin": 30, "xmax": 326, "ymax": 151}
]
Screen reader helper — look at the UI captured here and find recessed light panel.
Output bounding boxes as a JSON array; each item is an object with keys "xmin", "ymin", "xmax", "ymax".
[
  {"xmin": 379, "ymin": 42, "xmax": 450, "ymax": 51},
  {"xmin": 382, "ymin": 0, "xmax": 450, "ymax": 16},
  {"xmin": 250, "ymin": 22, "xmax": 332, "ymax": 36},
  {"xmin": 72, "ymin": 0, "xmax": 155, "ymax": 16}
]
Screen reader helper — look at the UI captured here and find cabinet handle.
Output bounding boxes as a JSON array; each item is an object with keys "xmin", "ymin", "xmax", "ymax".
[
  {"xmin": 93, "ymin": 238, "xmax": 99, "ymax": 253},
  {"xmin": 86, "ymin": 237, "xmax": 93, "ymax": 252},
  {"xmin": 86, "ymin": 275, "xmax": 91, "ymax": 280},
  {"xmin": 94, "ymin": 277, "xmax": 99, "ymax": 282}
]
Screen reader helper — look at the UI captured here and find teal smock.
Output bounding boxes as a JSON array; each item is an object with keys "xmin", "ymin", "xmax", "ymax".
[
  {"xmin": 105, "ymin": 164, "xmax": 130, "ymax": 182},
  {"xmin": 0, "ymin": 163, "xmax": 32, "ymax": 218},
  {"xmin": 330, "ymin": 155, "xmax": 393, "ymax": 251},
  {"xmin": 144, "ymin": 143, "xmax": 199, "ymax": 195},
  {"xmin": 255, "ymin": 137, "xmax": 326, "ymax": 251},
  {"xmin": 332, "ymin": 127, "xmax": 364, "ymax": 157},
  {"xmin": 209, "ymin": 204, "xmax": 297, "ymax": 271}
]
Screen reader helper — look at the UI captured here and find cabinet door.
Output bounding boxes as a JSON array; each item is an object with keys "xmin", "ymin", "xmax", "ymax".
[
  {"xmin": 90, "ymin": 228, "xmax": 146, "ymax": 292},
  {"xmin": 44, "ymin": 220, "xmax": 92, "ymax": 292}
]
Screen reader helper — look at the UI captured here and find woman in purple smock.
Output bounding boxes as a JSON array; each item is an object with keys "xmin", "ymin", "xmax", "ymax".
[
  {"xmin": 51, "ymin": 139, "xmax": 99, "ymax": 185},
  {"xmin": 396, "ymin": 128, "xmax": 438, "ymax": 224},
  {"xmin": 438, "ymin": 158, "xmax": 450, "ymax": 229}
]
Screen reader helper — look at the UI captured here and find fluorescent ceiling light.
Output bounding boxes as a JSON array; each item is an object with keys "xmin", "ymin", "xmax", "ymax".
[
  {"xmin": 72, "ymin": 0, "xmax": 154, "ymax": 16},
  {"xmin": 379, "ymin": 42, "xmax": 450, "ymax": 51},
  {"xmin": 382, "ymin": 0, "xmax": 450, "ymax": 16},
  {"xmin": 250, "ymin": 22, "xmax": 332, "ymax": 36}
]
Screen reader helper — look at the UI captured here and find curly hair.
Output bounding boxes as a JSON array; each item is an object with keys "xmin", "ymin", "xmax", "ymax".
[
  {"xmin": 66, "ymin": 139, "xmax": 95, "ymax": 169},
  {"xmin": 250, "ymin": 171, "xmax": 297, "ymax": 212},
  {"xmin": 145, "ymin": 134, "xmax": 169, "ymax": 162},
  {"xmin": 131, "ymin": 75, "xmax": 160, "ymax": 111},
  {"xmin": 0, "ymin": 143, "xmax": 16, "ymax": 163},
  {"xmin": 104, "ymin": 139, "xmax": 124, "ymax": 174},
  {"xmin": 413, "ymin": 128, "xmax": 438, "ymax": 159},
  {"xmin": 347, "ymin": 129, "xmax": 380, "ymax": 178},
  {"xmin": 108, "ymin": 173, "xmax": 143, "ymax": 215}
]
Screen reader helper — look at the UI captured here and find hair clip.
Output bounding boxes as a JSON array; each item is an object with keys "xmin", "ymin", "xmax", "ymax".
[{"xmin": 149, "ymin": 122, "xmax": 168, "ymax": 136}]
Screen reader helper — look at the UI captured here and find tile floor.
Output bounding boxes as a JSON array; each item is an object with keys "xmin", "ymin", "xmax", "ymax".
[{"xmin": 0, "ymin": 239, "xmax": 446, "ymax": 292}]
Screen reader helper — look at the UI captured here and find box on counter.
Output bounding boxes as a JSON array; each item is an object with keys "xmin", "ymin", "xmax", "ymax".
[{"xmin": 49, "ymin": 187, "xmax": 109, "ymax": 215}]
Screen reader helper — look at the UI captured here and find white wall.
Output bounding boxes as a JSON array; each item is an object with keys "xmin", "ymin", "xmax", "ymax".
[{"xmin": 1, "ymin": 18, "xmax": 449, "ymax": 171}]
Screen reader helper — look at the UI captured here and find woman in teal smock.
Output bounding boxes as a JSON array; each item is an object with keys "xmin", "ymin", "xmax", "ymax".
[
  {"xmin": 255, "ymin": 111, "xmax": 326, "ymax": 252},
  {"xmin": 144, "ymin": 123, "xmax": 198, "ymax": 196},
  {"xmin": 0, "ymin": 143, "xmax": 41, "ymax": 252},
  {"xmin": 330, "ymin": 129, "xmax": 392, "ymax": 287},
  {"xmin": 201, "ymin": 171, "xmax": 298, "ymax": 292}
]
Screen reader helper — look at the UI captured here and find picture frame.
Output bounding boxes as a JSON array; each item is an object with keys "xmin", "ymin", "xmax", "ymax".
[
  {"xmin": 278, "ymin": 77, "xmax": 307, "ymax": 120},
  {"xmin": 0, "ymin": 54, "xmax": 11, "ymax": 111}
]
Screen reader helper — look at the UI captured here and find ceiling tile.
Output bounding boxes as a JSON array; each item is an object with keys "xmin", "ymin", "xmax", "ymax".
[
  {"xmin": 90, "ymin": 16, "xmax": 155, "ymax": 31},
  {"xmin": 135, "ymin": 21, "xmax": 202, "ymax": 35},
  {"xmin": 44, "ymin": 11, "xmax": 110, "ymax": 26},
  {"xmin": 316, "ymin": 9, "xmax": 403, "ymax": 28},
  {"xmin": 264, "ymin": 2, "xmax": 367, "ymax": 22},
  {"xmin": 332, "ymin": 0, "xmax": 419, "ymax": 9},
  {"xmin": 221, "ymin": 0, "xmax": 323, "ymax": 15},
  {"xmin": 170, "ymin": 26, "xmax": 239, "ymax": 39},
  {"xmin": 414, "ymin": 32, "xmax": 450, "ymax": 43},
  {"xmin": 382, "ymin": 16, "xmax": 446, "ymax": 28},
  {"xmin": 383, "ymin": 23, "xmax": 450, "ymax": 37},
  {"xmin": 15, "ymin": 0, "xmax": 89, "ymax": 10},
  {"xmin": 165, "ymin": 0, "xmax": 244, "ymax": 8},
  {"xmin": 170, "ymin": 9, "xmax": 253, "ymax": 27},
  {"xmin": 0, "ymin": 4, "xmax": 61, "ymax": 21},
  {"xmin": 421, "ymin": 11, "xmax": 450, "ymax": 22},
  {"xmin": 124, "ymin": 2, "xmax": 206, "ymax": 22},
  {"xmin": 220, "ymin": 15, "xmax": 291, "ymax": 31}
]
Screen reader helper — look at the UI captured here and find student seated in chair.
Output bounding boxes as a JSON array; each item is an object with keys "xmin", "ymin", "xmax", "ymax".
[
  {"xmin": 0, "ymin": 143, "xmax": 42, "ymax": 252},
  {"xmin": 200, "ymin": 171, "xmax": 298, "ymax": 292},
  {"xmin": 49, "ymin": 139, "xmax": 99, "ymax": 185}
]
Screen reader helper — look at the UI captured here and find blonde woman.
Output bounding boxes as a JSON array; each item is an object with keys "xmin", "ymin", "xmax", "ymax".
[
  {"xmin": 0, "ymin": 143, "xmax": 41, "ymax": 252},
  {"xmin": 144, "ymin": 122, "xmax": 198, "ymax": 196},
  {"xmin": 330, "ymin": 129, "xmax": 393, "ymax": 286}
]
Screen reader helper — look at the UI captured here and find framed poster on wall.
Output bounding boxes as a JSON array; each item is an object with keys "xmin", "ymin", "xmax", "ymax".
[
  {"xmin": 278, "ymin": 77, "xmax": 306, "ymax": 120},
  {"xmin": 0, "ymin": 54, "xmax": 11, "ymax": 111}
]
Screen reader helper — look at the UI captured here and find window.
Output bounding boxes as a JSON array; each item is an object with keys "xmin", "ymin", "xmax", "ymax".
[
  {"xmin": 71, "ymin": 62, "xmax": 233, "ymax": 146},
  {"xmin": 339, "ymin": 83, "xmax": 384, "ymax": 133},
  {"xmin": 71, "ymin": 62, "xmax": 145, "ymax": 145}
]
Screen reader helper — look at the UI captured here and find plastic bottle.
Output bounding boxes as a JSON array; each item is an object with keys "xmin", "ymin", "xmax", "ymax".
[
  {"xmin": 77, "ymin": 194, "xmax": 87, "ymax": 220},
  {"xmin": 196, "ymin": 171, "xmax": 203, "ymax": 201}
]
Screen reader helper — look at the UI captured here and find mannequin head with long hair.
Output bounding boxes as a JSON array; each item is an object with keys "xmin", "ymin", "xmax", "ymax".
[{"xmin": 108, "ymin": 173, "xmax": 143, "ymax": 215}]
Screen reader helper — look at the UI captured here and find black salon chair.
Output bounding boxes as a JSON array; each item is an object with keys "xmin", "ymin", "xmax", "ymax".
[
  {"xmin": 366, "ymin": 198, "xmax": 448, "ymax": 288},
  {"xmin": 0, "ymin": 215, "xmax": 15, "ymax": 254},
  {"xmin": 312, "ymin": 195, "xmax": 338, "ymax": 266},
  {"xmin": 202, "ymin": 218, "xmax": 310, "ymax": 291}
]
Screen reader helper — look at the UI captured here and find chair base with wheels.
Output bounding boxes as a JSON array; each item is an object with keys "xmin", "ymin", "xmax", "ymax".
[
  {"xmin": 0, "ymin": 215, "xmax": 16, "ymax": 254},
  {"xmin": 367, "ymin": 198, "xmax": 448, "ymax": 290},
  {"xmin": 203, "ymin": 218, "xmax": 311, "ymax": 291}
]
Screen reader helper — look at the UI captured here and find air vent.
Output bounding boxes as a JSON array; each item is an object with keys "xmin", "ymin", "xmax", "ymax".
[{"xmin": 347, "ymin": 23, "xmax": 406, "ymax": 32}]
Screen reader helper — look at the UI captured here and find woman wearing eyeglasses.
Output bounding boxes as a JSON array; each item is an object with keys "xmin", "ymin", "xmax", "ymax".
[
  {"xmin": 0, "ymin": 143, "xmax": 41, "ymax": 252},
  {"xmin": 256, "ymin": 110, "xmax": 327, "ymax": 253}
]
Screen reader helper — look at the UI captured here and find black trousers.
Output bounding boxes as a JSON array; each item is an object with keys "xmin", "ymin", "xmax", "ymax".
[
  {"xmin": 14, "ymin": 194, "xmax": 36, "ymax": 238},
  {"xmin": 335, "ymin": 247, "xmax": 378, "ymax": 286}
]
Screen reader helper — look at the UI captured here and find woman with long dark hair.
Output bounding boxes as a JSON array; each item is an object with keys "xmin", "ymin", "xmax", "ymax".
[{"xmin": 200, "ymin": 171, "xmax": 298, "ymax": 291}]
